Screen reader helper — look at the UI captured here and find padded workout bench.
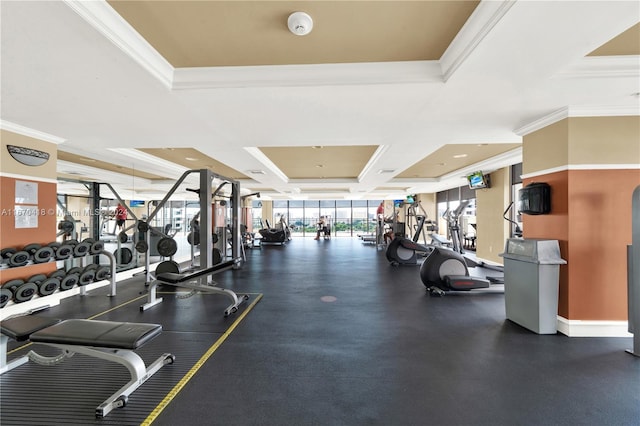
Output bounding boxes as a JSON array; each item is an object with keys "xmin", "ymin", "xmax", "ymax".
[
  {"xmin": 1, "ymin": 315, "xmax": 174, "ymax": 418},
  {"xmin": 142, "ymin": 260, "xmax": 249, "ymax": 317}
]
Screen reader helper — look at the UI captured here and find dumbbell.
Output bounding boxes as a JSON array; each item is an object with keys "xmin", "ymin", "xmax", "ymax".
[
  {"xmin": 2, "ymin": 247, "xmax": 31, "ymax": 267},
  {"xmin": 48, "ymin": 241, "xmax": 61, "ymax": 251},
  {"xmin": 59, "ymin": 270, "xmax": 79, "ymax": 291},
  {"xmin": 26, "ymin": 273, "xmax": 60, "ymax": 297},
  {"xmin": 49, "ymin": 269, "xmax": 67, "ymax": 280},
  {"xmin": 0, "ymin": 286, "xmax": 12, "ymax": 308},
  {"xmin": 55, "ymin": 243, "xmax": 74, "ymax": 260},
  {"xmin": 95, "ymin": 265, "xmax": 112, "ymax": 281},
  {"xmin": 1, "ymin": 247, "xmax": 17, "ymax": 262},
  {"xmin": 78, "ymin": 264, "xmax": 98, "ymax": 286},
  {"xmin": 23, "ymin": 243, "xmax": 55, "ymax": 264},
  {"xmin": 73, "ymin": 240, "xmax": 91, "ymax": 257},
  {"xmin": 4, "ymin": 278, "xmax": 38, "ymax": 303},
  {"xmin": 37, "ymin": 276, "xmax": 60, "ymax": 296},
  {"xmin": 90, "ymin": 240, "xmax": 105, "ymax": 254}
]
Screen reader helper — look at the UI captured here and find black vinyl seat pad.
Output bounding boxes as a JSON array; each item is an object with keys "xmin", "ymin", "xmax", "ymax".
[
  {"xmin": 156, "ymin": 261, "xmax": 234, "ymax": 284},
  {"xmin": 1, "ymin": 316, "xmax": 61, "ymax": 342},
  {"xmin": 28, "ymin": 319, "xmax": 162, "ymax": 350}
]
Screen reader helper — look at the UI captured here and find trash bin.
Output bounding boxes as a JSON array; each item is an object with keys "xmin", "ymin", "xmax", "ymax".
[{"xmin": 500, "ymin": 238, "xmax": 567, "ymax": 334}]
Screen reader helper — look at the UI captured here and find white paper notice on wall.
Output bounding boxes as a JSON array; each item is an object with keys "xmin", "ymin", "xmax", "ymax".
[
  {"xmin": 14, "ymin": 205, "xmax": 38, "ymax": 229},
  {"xmin": 15, "ymin": 180, "xmax": 38, "ymax": 204}
]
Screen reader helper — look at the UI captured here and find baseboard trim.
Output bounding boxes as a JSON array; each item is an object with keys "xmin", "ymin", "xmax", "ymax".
[{"xmin": 557, "ymin": 316, "xmax": 632, "ymax": 337}]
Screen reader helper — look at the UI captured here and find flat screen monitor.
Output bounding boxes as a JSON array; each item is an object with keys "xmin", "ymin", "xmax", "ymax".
[
  {"xmin": 130, "ymin": 200, "xmax": 145, "ymax": 207},
  {"xmin": 467, "ymin": 171, "xmax": 488, "ymax": 189},
  {"xmin": 518, "ymin": 183, "xmax": 551, "ymax": 215}
]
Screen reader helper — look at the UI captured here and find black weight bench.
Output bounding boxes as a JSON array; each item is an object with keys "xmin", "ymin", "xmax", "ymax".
[
  {"xmin": 142, "ymin": 260, "xmax": 249, "ymax": 316},
  {"xmin": 0, "ymin": 315, "xmax": 174, "ymax": 418}
]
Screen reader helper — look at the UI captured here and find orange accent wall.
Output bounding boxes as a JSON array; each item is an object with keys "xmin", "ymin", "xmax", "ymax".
[
  {"xmin": 523, "ymin": 168, "xmax": 640, "ymax": 320},
  {"xmin": 0, "ymin": 176, "xmax": 57, "ymax": 283}
]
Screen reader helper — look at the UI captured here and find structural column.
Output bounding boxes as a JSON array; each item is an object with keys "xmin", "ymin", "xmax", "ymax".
[{"xmin": 520, "ymin": 115, "xmax": 640, "ymax": 336}]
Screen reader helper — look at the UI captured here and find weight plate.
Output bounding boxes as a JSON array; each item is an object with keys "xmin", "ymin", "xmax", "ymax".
[
  {"xmin": 82, "ymin": 238, "xmax": 95, "ymax": 245},
  {"xmin": 47, "ymin": 241, "xmax": 61, "ymax": 250},
  {"xmin": 84, "ymin": 264, "xmax": 99, "ymax": 272},
  {"xmin": 65, "ymin": 239, "xmax": 79, "ymax": 246},
  {"xmin": 135, "ymin": 240, "xmax": 149, "ymax": 253},
  {"xmin": 59, "ymin": 274, "xmax": 78, "ymax": 291},
  {"xmin": 95, "ymin": 266, "xmax": 112, "ymax": 281},
  {"xmin": 137, "ymin": 221, "xmax": 149, "ymax": 233},
  {"xmin": 213, "ymin": 248, "xmax": 222, "ymax": 265},
  {"xmin": 33, "ymin": 246, "xmax": 54, "ymax": 263},
  {"xmin": 0, "ymin": 288, "xmax": 12, "ymax": 308},
  {"xmin": 73, "ymin": 242, "xmax": 91, "ymax": 257},
  {"xmin": 67, "ymin": 267, "xmax": 82, "ymax": 276},
  {"xmin": 79, "ymin": 270, "xmax": 96, "ymax": 286},
  {"xmin": 9, "ymin": 251, "xmax": 30, "ymax": 267},
  {"xmin": 14, "ymin": 282, "xmax": 38, "ymax": 303},
  {"xmin": 4, "ymin": 279, "xmax": 25, "ymax": 292},
  {"xmin": 155, "ymin": 260, "xmax": 180, "ymax": 275},
  {"xmin": 1, "ymin": 248, "xmax": 17, "ymax": 259},
  {"xmin": 118, "ymin": 232, "xmax": 129, "ymax": 243},
  {"xmin": 27, "ymin": 274, "xmax": 47, "ymax": 283},
  {"xmin": 49, "ymin": 269, "xmax": 67, "ymax": 279},
  {"xmin": 57, "ymin": 220, "xmax": 74, "ymax": 233},
  {"xmin": 90, "ymin": 240, "xmax": 105, "ymax": 254},
  {"xmin": 157, "ymin": 237, "xmax": 177, "ymax": 257},
  {"xmin": 38, "ymin": 277, "xmax": 60, "ymax": 296},
  {"xmin": 23, "ymin": 243, "xmax": 42, "ymax": 254},
  {"xmin": 55, "ymin": 245, "xmax": 73, "ymax": 260},
  {"xmin": 114, "ymin": 247, "xmax": 133, "ymax": 265},
  {"xmin": 187, "ymin": 232, "xmax": 199, "ymax": 246}
]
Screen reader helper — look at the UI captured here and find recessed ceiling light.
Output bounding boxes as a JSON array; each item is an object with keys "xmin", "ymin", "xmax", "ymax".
[
  {"xmin": 82, "ymin": 157, "xmax": 96, "ymax": 162},
  {"xmin": 312, "ymin": 146, "xmax": 323, "ymax": 149},
  {"xmin": 185, "ymin": 157, "xmax": 198, "ymax": 161},
  {"xmin": 438, "ymin": 162, "xmax": 446, "ymax": 166},
  {"xmin": 477, "ymin": 143, "xmax": 488, "ymax": 147},
  {"xmin": 316, "ymin": 164, "xmax": 324, "ymax": 168},
  {"xmin": 453, "ymin": 154, "xmax": 467, "ymax": 158}
]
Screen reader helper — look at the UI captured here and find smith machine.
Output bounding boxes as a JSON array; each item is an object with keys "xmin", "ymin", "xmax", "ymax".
[{"xmin": 140, "ymin": 169, "xmax": 248, "ymax": 317}]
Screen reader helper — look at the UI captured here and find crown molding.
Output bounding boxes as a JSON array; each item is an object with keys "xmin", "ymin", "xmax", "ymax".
[
  {"xmin": 63, "ymin": 0, "xmax": 174, "ymax": 88},
  {"xmin": 440, "ymin": 1, "xmax": 516, "ymax": 82},
  {"xmin": 521, "ymin": 163, "xmax": 640, "ymax": 180},
  {"xmin": 554, "ymin": 55, "xmax": 640, "ymax": 79},
  {"xmin": 244, "ymin": 147, "xmax": 289, "ymax": 183},
  {"xmin": 514, "ymin": 105, "xmax": 640, "ymax": 136},
  {"xmin": 0, "ymin": 120, "xmax": 66, "ymax": 144},
  {"xmin": 358, "ymin": 145, "xmax": 389, "ymax": 182},
  {"xmin": 439, "ymin": 147, "xmax": 522, "ymax": 181},
  {"xmin": 172, "ymin": 61, "xmax": 442, "ymax": 90}
]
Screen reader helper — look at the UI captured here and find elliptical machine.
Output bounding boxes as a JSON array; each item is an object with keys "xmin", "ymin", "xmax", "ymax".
[
  {"xmin": 420, "ymin": 246, "xmax": 490, "ymax": 296},
  {"xmin": 420, "ymin": 200, "xmax": 519, "ymax": 296},
  {"xmin": 386, "ymin": 200, "xmax": 438, "ymax": 266}
]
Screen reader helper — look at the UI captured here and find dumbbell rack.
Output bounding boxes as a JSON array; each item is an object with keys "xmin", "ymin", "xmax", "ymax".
[{"xmin": 0, "ymin": 240, "xmax": 117, "ymax": 321}]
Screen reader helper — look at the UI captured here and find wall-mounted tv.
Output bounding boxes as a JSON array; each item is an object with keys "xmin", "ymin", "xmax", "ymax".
[
  {"xmin": 130, "ymin": 200, "xmax": 145, "ymax": 207},
  {"xmin": 467, "ymin": 171, "xmax": 490, "ymax": 189},
  {"xmin": 518, "ymin": 182, "xmax": 551, "ymax": 215}
]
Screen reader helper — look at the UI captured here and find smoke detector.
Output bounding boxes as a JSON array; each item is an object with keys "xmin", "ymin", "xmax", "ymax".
[{"xmin": 288, "ymin": 12, "xmax": 313, "ymax": 36}]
